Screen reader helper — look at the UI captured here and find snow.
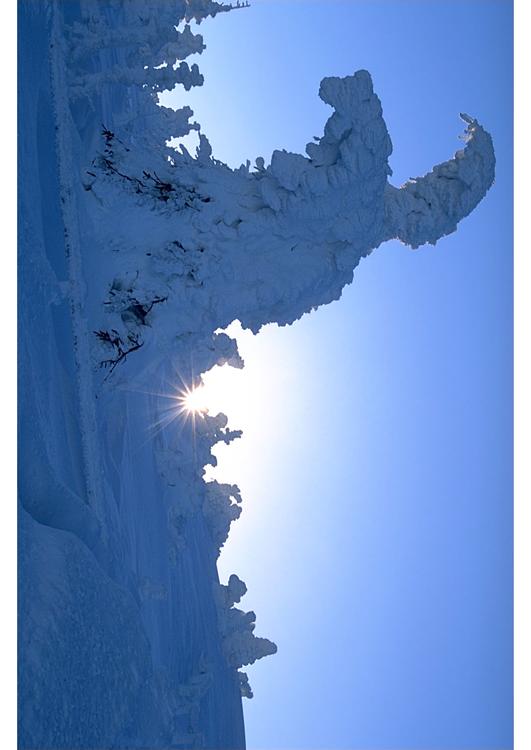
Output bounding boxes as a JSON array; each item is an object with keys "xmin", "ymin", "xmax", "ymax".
[
  {"xmin": 19, "ymin": 2, "xmax": 248, "ymax": 747},
  {"xmin": 18, "ymin": 0, "xmax": 494, "ymax": 747}
]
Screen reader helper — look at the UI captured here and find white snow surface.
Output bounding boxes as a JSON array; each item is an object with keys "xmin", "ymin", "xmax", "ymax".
[{"xmin": 18, "ymin": 1, "xmax": 494, "ymax": 748}]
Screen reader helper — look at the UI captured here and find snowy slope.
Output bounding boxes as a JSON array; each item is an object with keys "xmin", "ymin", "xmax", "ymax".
[{"xmin": 19, "ymin": 3, "xmax": 249, "ymax": 748}]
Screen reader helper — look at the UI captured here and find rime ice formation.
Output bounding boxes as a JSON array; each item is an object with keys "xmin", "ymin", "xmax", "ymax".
[
  {"xmin": 19, "ymin": 0, "xmax": 494, "ymax": 748},
  {"xmin": 87, "ymin": 78, "xmax": 495, "ymax": 353}
]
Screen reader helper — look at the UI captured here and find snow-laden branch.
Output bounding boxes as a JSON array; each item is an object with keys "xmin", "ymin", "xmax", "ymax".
[
  {"xmin": 383, "ymin": 115, "xmax": 495, "ymax": 248},
  {"xmin": 72, "ymin": 60, "xmax": 204, "ymax": 97}
]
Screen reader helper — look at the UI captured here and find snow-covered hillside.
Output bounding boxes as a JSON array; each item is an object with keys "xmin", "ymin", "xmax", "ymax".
[{"xmin": 18, "ymin": 1, "xmax": 494, "ymax": 748}]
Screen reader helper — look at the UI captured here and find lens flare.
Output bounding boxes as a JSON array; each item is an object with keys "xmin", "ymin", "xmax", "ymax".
[{"xmin": 179, "ymin": 386, "xmax": 208, "ymax": 415}]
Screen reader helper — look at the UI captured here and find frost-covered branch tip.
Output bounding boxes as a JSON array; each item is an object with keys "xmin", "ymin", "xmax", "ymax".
[{"xmin": 383, "ymin": 113, "xmax": 495, "ymax": 249}]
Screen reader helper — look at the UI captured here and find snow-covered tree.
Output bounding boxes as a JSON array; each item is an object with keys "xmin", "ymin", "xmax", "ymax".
[
  {"xmin": 203, "ymin": 482, "xmax": 243, "ymax": 554},
  {"xmin": 237, "ymin": 671, "xmax": 253, "ymax": 699},
  {"xmin": 215, "ymin": 575, "xmax": 278, "ymax": 682},
  {"xmin": 88, "ymin": 71, "xmax": 495, "ymax": 361},
  {"xmin": 223, "ymin": 624, "xmax": 278, "ymax": 670},
  {"xmin": 221, "ymin": 574, "xmax": 247, "ymax": 607}
]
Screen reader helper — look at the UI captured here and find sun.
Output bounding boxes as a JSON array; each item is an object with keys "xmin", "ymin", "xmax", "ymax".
[{"xmin": 179, "ymin": 386, "xmax": 208, "ymax": 415}]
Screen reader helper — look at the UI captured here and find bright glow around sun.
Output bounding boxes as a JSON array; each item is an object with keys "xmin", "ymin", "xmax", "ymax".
[{"xmin": 180, "ymin": 386, "xmax": 209, "ymax": 415}]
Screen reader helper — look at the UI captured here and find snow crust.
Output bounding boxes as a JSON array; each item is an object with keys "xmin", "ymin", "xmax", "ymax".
[{"xmin": 18, "ymin": 0, "xmax": 494, "ymax": 747}]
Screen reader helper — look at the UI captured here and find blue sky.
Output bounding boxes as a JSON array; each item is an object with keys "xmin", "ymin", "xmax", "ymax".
[{"xmin": 166, "ymin": 2, "xmax": 513, "ymax": 747}]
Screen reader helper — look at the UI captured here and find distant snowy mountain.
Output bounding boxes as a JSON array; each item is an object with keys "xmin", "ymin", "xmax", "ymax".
[{"xmin": 18, "ymin": 1, "xmax": 494, "ymax": 748}]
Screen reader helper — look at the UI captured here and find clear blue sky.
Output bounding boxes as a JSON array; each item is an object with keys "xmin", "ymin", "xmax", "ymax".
[{"xmin": 166, "ymin": 2, "xmax": 513, "ymax": 747}]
